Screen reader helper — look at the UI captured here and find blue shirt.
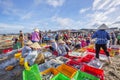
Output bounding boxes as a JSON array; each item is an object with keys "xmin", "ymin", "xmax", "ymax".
[
  {"xmin": 92, "ymin": 30, "xmax": 110, "ymax": 44},
  {"xmin": 25, "ymin": 50, "xmax": 38, "ymax": 65},
  {"xmin": 22, "ymin": 46, "xmax": 32, "ymax": 57}
]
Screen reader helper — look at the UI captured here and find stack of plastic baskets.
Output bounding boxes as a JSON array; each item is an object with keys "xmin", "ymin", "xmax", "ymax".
[
  {"xmin": 56, "ymin": 64, "xmax": 77, "ymax": 79},
  {"xmin": 23, "ymin": 64, "xmax": 42, "ymax": 80},
  {"xmin": 81, "ymin": 64, "xmax": 104, "ymax": 80},
  {"xmin": 81, "ymin": 53, "xmax": 95, "ymax": 63}
]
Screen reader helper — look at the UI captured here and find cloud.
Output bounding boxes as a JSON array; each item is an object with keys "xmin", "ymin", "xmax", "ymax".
[
  {"xmin": 0, "ymin": 23, "xmax": 24, "ymax": 29},
  {"xmin": 46, "ymin": 0, "xmax": 65, "ymax": 7},
  {"xmin": 93, "ymin": 0, "xmax": 120, "ymax": 10},
  {"xmin": 79, "ymin": 8, "xmax": 90, "ymax": 14},
  {"xmin": 83, "ymin": 0, "xmax": 120, "ymax": 29},
  {"xmin": 52, "ymin": 16, "xmax": 73, "ymax": 27},
  {"xmin": 21, "ymin": 12, "xmax": 33, "ymax": 20},
  {"xmin": 0, "ymin": 23, "xmax": 25, "ymax": 33},
  {"xmin": 34, "ymin": 0, "xmax": 42, "ymax": 6},
  {"xmin": 0, "ymin": 0, "xmax": 13, "ymax": 8}
]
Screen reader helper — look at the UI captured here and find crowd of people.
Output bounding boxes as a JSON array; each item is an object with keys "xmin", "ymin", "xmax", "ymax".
[{"xmin": 12, "ymin": 24, "xmax": 120, "ymax": 65}]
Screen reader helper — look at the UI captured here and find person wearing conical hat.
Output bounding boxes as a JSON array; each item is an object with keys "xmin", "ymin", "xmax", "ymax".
[
  {"xmin": 19, "ymin": 30, "xmax": 24, "ymax": 47},
  {"xmin": 31, "ymin": 28, "xmax": 40, "ymax": 43},
  {"xmin": 66, "ymin": 40, "xmax": 73, "ymax": 49},
  {"xmin": 92, "ymin": 24, "xmax": 111, "ymax": 64},
  {"xmin": 30, "ymin": 42, "xmax": 41, "ymax": 49},
  {"xmin": 24, "ymin": 42, "xmax": 41, "ymax": 65},
  {"xmin": 49, "ymin": 39, "xmax": 61, "ymax": 56},
  {"xmin": 22, "ymin": 40, "xmax": 33, "ymax": 57},
  {"xmin": 58, "ymin": 39, "xmax": 70, "ymax": 56}
]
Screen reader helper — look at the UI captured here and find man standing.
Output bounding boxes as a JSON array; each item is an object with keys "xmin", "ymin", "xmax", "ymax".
[{"xmin": 92, "ymin": 24, "xmax": 111, "ymax": 64}]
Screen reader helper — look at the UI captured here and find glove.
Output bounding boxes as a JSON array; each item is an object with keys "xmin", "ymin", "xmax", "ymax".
[{"xmin": 24, "ymin": 62, "xmax": 30, "ymax": 70}]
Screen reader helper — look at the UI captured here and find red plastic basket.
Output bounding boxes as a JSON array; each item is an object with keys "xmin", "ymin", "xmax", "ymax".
[
  {"xmin": 64, "ymin": 54, "xmax": 81, "ymax": 59},
  {"xmin": 81, "ymin": 54, "xmax": 95, "ymax": 63},
  {"xmin": 52, "ymin": 51, "xmax": 58, "ymax": 56},
  {"xmin": 81, "ymin": 64, "xmax": 104, "ymax": 80},
  {"xmin": 2, "ymin": 48, "xmax": 13, "ymax": 54},
  {"xmin": 66, "ymin": 60, "xmax": 83, "ymax": 69}
]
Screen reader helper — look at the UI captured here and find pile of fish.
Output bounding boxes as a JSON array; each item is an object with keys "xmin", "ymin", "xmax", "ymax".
[{"xmin": 42, "ymin": 72, "xmax": 54, "ymax": 80}]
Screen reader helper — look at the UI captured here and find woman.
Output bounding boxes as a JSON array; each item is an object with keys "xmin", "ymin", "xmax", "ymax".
[
  {"xmin": 19, "ymin": 30, "xmax": 24, "ymax": 47},
  {"xmin": 66, "ymin": 40, "xmax": 73, "ymax": 49},
  {"xmin": 31, "ymin": 28, "xmax": 40, "ymax": 43},
  {"xmin": 58, "ymin": 40, "xmax": 70, "ymax": 56},
  {"xmin": 22, "ymin": 40, "xmax": 33, "ymax": 58},
  {"xmin": 49, "ymin": 39, "xmax": 61, "ymax": 56},
  {"xmin": 92, "ymin": 24, "xmax": 111, "ymax": 64},
  {"xmin": 24, "ymin": 42, "xmax": 41, "ymax": 65},
  {"xmin": 13, "ymin": 38, "xmax": 21, "ymax": 50}
]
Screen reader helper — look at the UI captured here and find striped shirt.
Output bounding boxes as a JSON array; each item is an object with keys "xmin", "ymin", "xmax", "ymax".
[{"xmin": 92, "ymin": 30, "xmax": 110, "ymax": 44}]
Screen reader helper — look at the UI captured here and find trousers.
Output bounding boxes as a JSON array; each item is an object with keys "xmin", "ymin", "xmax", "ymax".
[{"xmin": 95, "ymin": 44, "xmax": 110, "ymax": 58}]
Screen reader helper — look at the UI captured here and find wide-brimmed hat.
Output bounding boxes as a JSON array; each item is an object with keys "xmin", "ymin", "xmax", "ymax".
[
  {"xmin": 30, "ymin": 42, "xmax": 41, "ymax": 49},
  {"xmin": 98, "ymin": 24, "xmax": 109, "ymax": 30},
  {"xmin": 58, "ymin": 40, "xmax": 65, "ymax": 44},
  {"xmin": 34, "ymin": 28, "xmax": 39, "ymax": 32},
  {"xmin": 25, "ymin": 40, "xmax": 33, "ymax": 45}
]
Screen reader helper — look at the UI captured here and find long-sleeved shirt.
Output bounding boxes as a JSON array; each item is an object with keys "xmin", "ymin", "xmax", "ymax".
[
  {"xmin": 58, "ymin": 44, "xmax": 70, "ymax": 56},
  {"xmin": 22, "ymin": 46, "xmax": 32, "ymax": 57},
  {"xmin": 31, "ymin": 32, "xmax": 40, "ymax": 42},
  {"xmin": 25, "ymin": 50, "xmax": 38, "ymax": 65},
  {"xmin": 92, "ymin": 30, "xmax": 110, "ymax": 44},
  {"xmin": 51, "ymin": 42, "xmax": 58, "ymax": 51}
]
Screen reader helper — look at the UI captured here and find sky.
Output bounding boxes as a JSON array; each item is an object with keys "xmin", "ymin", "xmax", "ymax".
[{"xmin": 0, "ymin": 0, "xmax": 120, "ymax": 33}]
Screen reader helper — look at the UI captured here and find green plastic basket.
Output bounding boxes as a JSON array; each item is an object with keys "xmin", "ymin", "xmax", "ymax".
[
  {"xmin": 73, "ymin": 70, "xmax": 100, "ymax": 80},
  {"xmin": 51, "ymin": 73, "xmax": 70, "ymax": 80},
  {"xmin": 23, "ymin": 64, "xmax": 42, "ymax": 80}
]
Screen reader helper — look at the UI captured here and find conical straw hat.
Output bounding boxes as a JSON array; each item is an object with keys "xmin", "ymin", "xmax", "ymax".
[
  {"xmin": 25, "ymin": 40, "xmax": 33, "ymax": 45},
  {"xmin": 30, "ymin": 42, "xmax": 41, "ymax": 49},
  {"xmin": 98, "ymin": 24, "xmax": 109, "ymax": 30},
  {"xmin": 34, "ymin": 28, "xmax": 39, "ymax": 32}
]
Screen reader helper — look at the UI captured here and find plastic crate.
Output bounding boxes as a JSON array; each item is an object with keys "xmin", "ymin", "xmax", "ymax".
[
  {"xmin": 41, "ymin": 67, "xmax": 59, "ymax": 75},
  {"xmin": 73, "ymin": 70, "xmax": 100, "ymax": 80},
  {"xmin": 14, "ymin": 53, "xmax": 21, "ymax": 59},
  {"xmin": 81, "ymin": 54, "xmax": 95, "ymax": 63},
  {"xmin": 52, "ymin": 51, "xmax": 58, "ymax": 56},
  {"xmin": 23, "ymin": 64, "xmax": 42, "ymax": 80},
  {"xmin": 66, "ymin": 60, "xmax": 82, "ymax": 69},
  {"xmin": 56, "ymin": 56, "xmax": 70, "ymax": 63},
  {"xmin": 47, "ymin": 59, "xmax": 62, "ymax": 68},
  {"xmin": 88, "ymin": 59, "xmax": 104, "ymax": 69},
  {"xmin": 2, "ymin": 48, "xmax": 13, "ymax": 54},
  {"xmin": 81, "ymin": 64, "xmax": 104, "ymax": 80},
  {"xmin": 51, "ymin": 73, "xmax": 70, "ymax": 80},
  {"xmin": 39, "ymin": 62, "xmax": 52, "ymax": 72},
  {"xmin": 87, "ymin": 48, "xmax": 95, "ymax": 53},
  {"xmin": 56, "ymin": 64, "xmax": 77, "ymax": 78},
  {"xmin": 64, "ymin": 52, "xmax": 82, "ymax": 59}
]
